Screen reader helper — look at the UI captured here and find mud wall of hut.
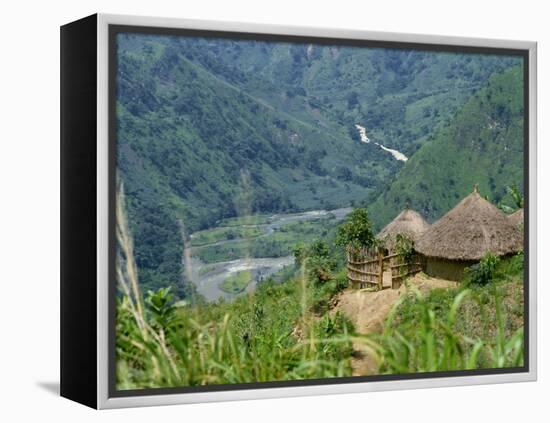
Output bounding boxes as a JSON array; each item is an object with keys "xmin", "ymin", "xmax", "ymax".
[{"xmin": 424, "ymin": 257, "xmax": 476, "ymax": 282}]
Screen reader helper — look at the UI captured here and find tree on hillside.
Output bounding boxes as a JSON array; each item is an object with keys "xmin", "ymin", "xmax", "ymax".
[
  {"xmin": 507, "ymin": 185, "xmax": 524, "ymax": 209},
  {"xmin": 335, "ymin": 208, "xmax": 377, "ymax": 249}
]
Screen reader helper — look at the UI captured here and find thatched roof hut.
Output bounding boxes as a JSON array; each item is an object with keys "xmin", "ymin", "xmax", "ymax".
[
  {"xmin": 415, "ymin": 187, "xmax": 523, "ymax": 281},
  {"xmin": 377, "ymin": 208, "xmax": 430, "ymax": 250},
  {"xmin": 508, "ymin": 208, "xmax": 524, "ymax": 227},
  {"xmin": 417, "ymin": 188, "xmax": 523, "ymax": 261}
]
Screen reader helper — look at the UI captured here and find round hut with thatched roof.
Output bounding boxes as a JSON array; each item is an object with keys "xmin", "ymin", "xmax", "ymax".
[
  {"xmin": 508, "ymin": 208, "xmax": 524, "ymax": 228},
  {"xmin": 415, "ymin": 186, "xmax": 524, "ymax": 281},
  {"xmin": 377, "ymin": 207, "xmax": 430, "ymax": 251}
]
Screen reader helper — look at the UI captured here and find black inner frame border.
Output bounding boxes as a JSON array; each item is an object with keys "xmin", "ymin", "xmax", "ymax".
[{"xmin": 108, "ymin": 23, "xmax": 530, "ymax": 399}]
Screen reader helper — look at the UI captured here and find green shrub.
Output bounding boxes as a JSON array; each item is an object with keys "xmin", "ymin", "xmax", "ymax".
[
  {"xmin": 466, "ymin": 252, "xmax": 500, "ymax": 286},
  {"xmin": 313, "ymin": 312, "xmax": 355, "ymax": 361},
  {"xmin": 393, "ymin": 233, "xmax": 416, "ymax": 263},
  {"xmin": 506, "ymin": 185, "xmax": 524, "ymax": 209},
  {"xmin": 294, "ymin": 239, "xmax": 337, "ymax": 286},
  {"xmin": 311, "ymin": 269, "xmax": 349, "ymax": 314},
  {"xmin": 497, "ymin": 251, "xmax": 524, "ymax": 279},
  {"xmin": 335, "ymin": 208, "xmax": 376, "ymax": 249},
  {"xmin": 145, "ymin": 287, "xmax": 177, "ymax": 331}
]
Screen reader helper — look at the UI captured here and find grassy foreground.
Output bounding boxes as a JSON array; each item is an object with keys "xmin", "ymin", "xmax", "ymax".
[
  {"xmin": 116, "ymin": 191, "xmax": 354, "ymax": 389},
  {"xmin": 117, "ymin": 272, "xmax": 355, "ymax": 389},
  {"xmin": 369, "ymin": 253, "xmax": 524, "ymax": 373},
  {"xmin": 116, "ymin": 196, "xmax": 524, "ymax": 389}
]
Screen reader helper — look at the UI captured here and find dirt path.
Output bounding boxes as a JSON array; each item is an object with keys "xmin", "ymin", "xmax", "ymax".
[{"xmin": 331, "ymin": 272, "xmax": 456, "ymax": 376}]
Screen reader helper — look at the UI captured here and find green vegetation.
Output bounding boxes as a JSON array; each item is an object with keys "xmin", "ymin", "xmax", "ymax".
[
  {"xmin": 466, "ymin": 252, "xmax": 500, "ymax": 286},
  {"xmin": 499, "ymin": 185, "xmax": 525, "ymax": 214},
  {"xmin": 179, "ymin": 36, "xmax": 520, "ymax": 161},
  {"xmin": 116, "ymin": 32, "xmax": 522, "ymax": 296},
  {"xmin": 335, "ymin": 208, "xmax": 377, "ymax": 248},
  {"xmin": 190, "ymin": 226, "xmax": 263, "ymax": 247},
  {"xmin": 193, "ymin": 217, "xmax": 339, "ymax": 264},
  {"xmin": 117, "ymin": 279, "xmax": 355, "ymax": 389},
  {"xmin": 114, "ymin": 32, "xmax": 526, "ymax": 388},
  {"xmin": 117, "ymin": 195, "xmax": 524, "ymax": 389},
  {"xmin": 218, "ymin": 214, "xmax": 273, "ymax": 227},
  {"xmin": 393, "ymin": 233, "xmax": 416, "ymax": 263},
  {"xmin": 294, "ymin": 240, "xmax": 338, "ymax": 288},
  {"xmin": 507, "ymin": 185, "xmax": 524, "ymax": 209},
  {"xmin": 220, "ymin": 271, "xmax": 252, "ymax": 294},
  {"xmin": 117, "ymin": 223, "xmax": 353, "ymax": 389},
  {"xmin": 368, "ymin": 67, "xmax": 524, "ymax": 230},
  {"xmin": 372, "ymin": 254, "xmax": 524, "ymax": 373},
  {"xmin": 197, "ymin": 264, "xmax": 217, "ymax": 276}
]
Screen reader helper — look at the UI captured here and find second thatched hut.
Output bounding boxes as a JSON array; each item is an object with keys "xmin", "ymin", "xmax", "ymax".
[
  {"xmin": 415, "ymin": 187, "xmax": 523, "ymax": 281},
  {"xmin": 377, "ymin": 207, "xmax": 430, "ymax": 251},
  {"xmin": 508, "ymin": 208, "xmax": 524, "ymax": 228}
]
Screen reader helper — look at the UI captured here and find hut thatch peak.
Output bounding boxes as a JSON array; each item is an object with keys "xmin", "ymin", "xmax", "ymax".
[
  {"xmin": 416, "ymin": 189, "xmax": 523, "ymax": 261},
  {"xmin": 378, "ymin": 208, "xmax": 430, "ymax": 249}
]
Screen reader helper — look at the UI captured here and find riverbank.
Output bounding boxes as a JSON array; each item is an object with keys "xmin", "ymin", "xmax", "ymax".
[{"xmin": 187, "ymin": 207, "xmax": 352, "ymax": 302}]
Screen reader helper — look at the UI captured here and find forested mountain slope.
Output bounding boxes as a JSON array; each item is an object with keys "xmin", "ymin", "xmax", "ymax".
[
  {"xmin": 169, "ymin": 36, "xmax": 521, "ymax": 158},
  {"xmin": 115, "ymin": 32, "xmax": 523, "ymax": 296},
  {"xmin": 367, "ymin": 66, "xmax": 524, "ymax": 229},
  {"xmin": 116, "ymin": 35, "xmax": 384, "ymax": 292}
]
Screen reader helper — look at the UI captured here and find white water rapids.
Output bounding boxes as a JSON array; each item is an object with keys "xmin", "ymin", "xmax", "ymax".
[{"xmin": 355, "ymin": 124, "xmax": 408, "ymax": 162}]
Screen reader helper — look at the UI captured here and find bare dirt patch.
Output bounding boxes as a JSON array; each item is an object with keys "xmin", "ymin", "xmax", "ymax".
[{"xmin": 331, "ymin": 272, "xmax": 456, "ymax": 376}]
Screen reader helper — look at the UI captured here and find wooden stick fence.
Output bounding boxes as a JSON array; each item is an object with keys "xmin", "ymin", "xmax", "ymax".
[
  {"xmin": 347, "ymin": 246, "xmax": 424, "ymax": 290},
  {"xmin": 389, "ymin": 253, "xmax": 424, "ymax": 289},
  {"xmin": 346, "ymin": 246, "xmax": 382, "ymax": 290}
]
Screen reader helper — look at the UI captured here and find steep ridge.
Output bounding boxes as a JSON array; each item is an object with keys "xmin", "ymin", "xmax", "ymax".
[{"xmin": 368, "ymin": 66, "xmax": 524, "ymax": 230}]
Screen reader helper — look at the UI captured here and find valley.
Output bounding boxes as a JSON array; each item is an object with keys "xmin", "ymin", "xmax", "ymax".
[
  {"xmin": 187, "ymin": 207, "xmax": 352, "ymax": 301},
  {"xmin": 115, "ymin": 32, "xmax": 524, "ymax": 299},
  {"xmin": 113, "ymin": 32, "xmax": 526, "ymax": 390}
]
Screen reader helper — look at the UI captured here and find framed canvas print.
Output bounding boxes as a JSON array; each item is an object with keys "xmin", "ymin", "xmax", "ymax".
[{"xmin": 60, "ymin": 14, "xmax": 537, "ymax": 409}]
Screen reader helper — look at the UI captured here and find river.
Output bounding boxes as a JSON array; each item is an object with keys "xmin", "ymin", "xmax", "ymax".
[{"xmin": 188, "ymin": 207, "xmax": 352, "ymax": 302}]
